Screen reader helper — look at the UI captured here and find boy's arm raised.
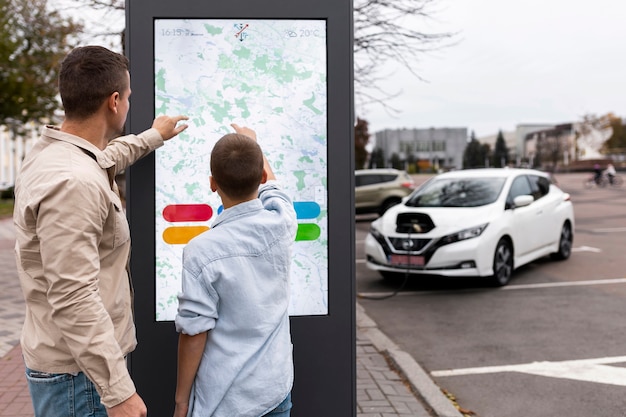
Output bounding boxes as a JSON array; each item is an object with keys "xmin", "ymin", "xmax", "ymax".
[{"xmin": 230, "ymin": 123, "xmax": 276, "ymax": 181}]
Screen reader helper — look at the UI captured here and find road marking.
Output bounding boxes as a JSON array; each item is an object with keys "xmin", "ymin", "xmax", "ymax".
[
  {"xmin": 431, "ymin": 356, "xmax": 626, "ymax": 387},
  {"xmin": 594, "ymin": 227, "xmax": 626, "ymax": 233},
  {"xmin": 572, "ymin": 245, "xmax": 602, "ymax": 253},
  {"xmin": 356, "ymin": 278, "xmax": 626, "ymax": 298},
  {"xmin": 502, "ymin": 278, "xmax": 626, "ymax": 290}
]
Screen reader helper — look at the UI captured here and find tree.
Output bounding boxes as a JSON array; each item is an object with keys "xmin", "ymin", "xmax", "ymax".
[
  {"xmin": 354, "ymin": 117, "xmax": 371, "ymax": 169},
  {"xmin": 0, "ymin": 0, "xmax": 80, "ymax": 127},
  {"xmin": 354, "ymin": 0, "xmax": 455, "ymax": 109},
  {"xmin": 602, "ymin": 113, "xmax": 626, "ymax": 153},
  {"xmin": 492, "ymin": 130, "xmax": 509, "ymax": 167},
  {"xmin": 369, "ymin": 147, "xmax": 385, "ymax": 168},
  {"xmin": 49, "ymin": 0, "xmax": 123, "ymax": 49},
  {"xmin": 390, "ymin": 152, "xmax": 402, "ymax": 169},
  {"xmin": 462, "ymin": 131, "xmax": 488, "ymax": 169}
]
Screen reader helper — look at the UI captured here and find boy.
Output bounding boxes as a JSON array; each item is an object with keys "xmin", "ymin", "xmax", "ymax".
[{"xmin": 174, "ymin": 124, "xmax": 297, "ymax": 417}]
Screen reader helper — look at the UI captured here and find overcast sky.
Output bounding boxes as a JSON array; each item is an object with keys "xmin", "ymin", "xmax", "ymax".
[
  {"xmin": 56, "ymin": 1, "xmax": 626, "ymax": 140},
  {"xmin": 358, "ymin": 0, "xmax": 626, "ymax": 138}
]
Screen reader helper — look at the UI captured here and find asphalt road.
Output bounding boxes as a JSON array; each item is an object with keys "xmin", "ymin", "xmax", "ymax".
[{"xmin": 356, "ymin": 172, "xmax": 626, "ymax": 417}]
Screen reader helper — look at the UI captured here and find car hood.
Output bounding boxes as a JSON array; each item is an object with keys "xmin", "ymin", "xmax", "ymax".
[{"xmin": 374, "ymin": 203, "xmax": 501, "ymax": 237}]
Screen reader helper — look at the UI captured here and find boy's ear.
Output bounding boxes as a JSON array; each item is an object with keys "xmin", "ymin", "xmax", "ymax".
[
  {"xmin": 210, "ymin": 176, "xmax": 218, "ymax": 192},
  {"xmin": 260, "ymin": 170, "xmax": 268, "ymax": 184}
]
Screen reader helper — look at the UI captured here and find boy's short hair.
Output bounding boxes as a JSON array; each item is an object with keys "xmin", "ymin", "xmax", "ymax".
[
  {"xmin": 59, "ymin": 46, "xmax": 129, "ymax": 119},
  {"xmin": 211, "ymin": 133, "xmax": 264, "ymax": 200}
]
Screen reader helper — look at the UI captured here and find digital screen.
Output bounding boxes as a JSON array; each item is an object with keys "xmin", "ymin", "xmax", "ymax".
[{"xmin": 154, "ymin": 19, "xmax": 328, "ymax": 321}]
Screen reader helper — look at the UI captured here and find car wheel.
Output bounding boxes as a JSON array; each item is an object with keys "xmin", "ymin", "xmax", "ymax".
[
  {"xmin": 379, "ymin": 198, "xmax": 401, "ymax": 216},
  {"xmin": 491, "ymin": 238, "xmax": 513, "ymax": 286},
  {"xmin": 551, "ymin": 222, "xmax": 573, "ymax": 260}
]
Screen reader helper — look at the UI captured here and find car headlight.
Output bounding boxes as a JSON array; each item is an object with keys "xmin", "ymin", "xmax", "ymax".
[
  {"xmin": 369, "ymin": 224, "xmax": 383, "ymax": 240},
  {"xmin": 440, "ymin": 223, "xmax": 488, "ymax": 245}
]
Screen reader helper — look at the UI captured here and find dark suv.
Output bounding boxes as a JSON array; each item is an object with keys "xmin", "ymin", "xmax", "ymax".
[{"xmin": 355, "ymin": 169, "xmax": 416, "ymax": 215}]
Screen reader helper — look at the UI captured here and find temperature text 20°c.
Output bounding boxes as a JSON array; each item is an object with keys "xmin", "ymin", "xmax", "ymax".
[{"xmin": 285, "ymin": 29, "xmax": 322, "ymax": 38}]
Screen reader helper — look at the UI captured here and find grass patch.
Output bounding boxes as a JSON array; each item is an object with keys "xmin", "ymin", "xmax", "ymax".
[{"xmin": 0, "ymin": 199, "xmax": 14, "ymax": 218}]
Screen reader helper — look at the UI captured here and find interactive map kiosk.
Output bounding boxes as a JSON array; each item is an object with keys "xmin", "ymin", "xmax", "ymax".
[{"xmin": 126, "ymin": 1, "xmax": 354, "ymax": 415}]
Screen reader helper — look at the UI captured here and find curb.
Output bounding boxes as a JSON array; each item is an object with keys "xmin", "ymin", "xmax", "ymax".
[{"xmin": 356, "ymin": 303, "xmax": 464, "ymax": 417}]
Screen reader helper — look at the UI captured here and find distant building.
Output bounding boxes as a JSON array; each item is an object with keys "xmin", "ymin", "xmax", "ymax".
[
  {"xmin": 0, "ymin": 124, "xmax": 38, "ymax": 186},
  {"xmin": 373, "ymin": 127, "xmax": 467, "ymax": 171},
  {"xmin": 478, "ymin": 124, "xmax": 560, "ymax": 166},
  {"xmin": 524, "ymin": 123, "xmax": 576, "ymax": 169},
  {"xmin": 514, "ymin": 124, "xmax": 555, "ymax": 160},
  {"xmin": 521, "ymin": 121, "xmax": 613, "ymax": 169}
]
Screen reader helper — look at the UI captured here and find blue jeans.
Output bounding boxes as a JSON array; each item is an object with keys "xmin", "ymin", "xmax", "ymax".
[
  {"xmin": 25, "ymin": 368, "xmax": 107, "ymax": 417},
  {"xmin": 263, "ymin": 392, "xmax": 292, "ymax": 417}
]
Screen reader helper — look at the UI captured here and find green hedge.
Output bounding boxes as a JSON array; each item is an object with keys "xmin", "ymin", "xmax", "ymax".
[
  {"xmin": 0, "ymin": 199, "xmax": 13, "ymax": 218},
  {"xmin": 0, "ymin": 187, "xmax": 14, "ymax": 200}
]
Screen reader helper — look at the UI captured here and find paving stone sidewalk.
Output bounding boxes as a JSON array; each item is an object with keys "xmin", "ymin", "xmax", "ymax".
[{"xmin": 0, "ymin": 217, "xmax": 459, "ymax": 417}]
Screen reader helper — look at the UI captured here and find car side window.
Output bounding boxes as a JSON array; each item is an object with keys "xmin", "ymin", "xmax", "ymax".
[
  {"xmin": 528, "ymin": 175, "xmax": 550, "ymax": 200},
  {"xmin": 380, "ymin": 174, "xmax": 397, "ymax": 183},
  {"xmin": 507, "ymin": 176, "xmax": 533, "ymax": 206},
  {"xmin": 356, "ymin": 174, "xmax": 381, "ymax": 187}
]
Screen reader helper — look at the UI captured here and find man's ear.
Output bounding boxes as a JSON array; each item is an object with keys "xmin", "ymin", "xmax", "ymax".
[
  {"xmin": 210, "ymin": 176, "xmax": 218, "ymax": 192},
  {"xmin": 260, "ymin": 170, "xmax": 268, "ymax": 184},
  {"xmin": 107, "ymin": 92, "xmax": 120, "ymax": 113}
]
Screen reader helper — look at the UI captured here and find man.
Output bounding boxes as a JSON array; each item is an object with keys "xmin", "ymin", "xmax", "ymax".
[{"xmin": 13, "ymin": 45, "xmax": 188, "ymax": 417}]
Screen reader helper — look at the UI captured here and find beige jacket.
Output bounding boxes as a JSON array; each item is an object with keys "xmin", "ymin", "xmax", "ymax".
[{"xmin": 13, "ymin": 126, "xmax": 163, "ymax": 407}]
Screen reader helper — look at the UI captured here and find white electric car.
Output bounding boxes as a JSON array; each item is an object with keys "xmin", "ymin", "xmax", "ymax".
[{"xmin": 364, "ymin": 168, "xmax": 574, "ymax": 286}]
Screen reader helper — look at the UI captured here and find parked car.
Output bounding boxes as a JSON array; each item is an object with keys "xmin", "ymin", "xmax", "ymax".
[
  {"xmin": 355, "ymin": 169, "xmax": 416, "ymax": 215},
  {"xmin": 365, "ymin": 168, "xmax": 574, "ymax": 286}
]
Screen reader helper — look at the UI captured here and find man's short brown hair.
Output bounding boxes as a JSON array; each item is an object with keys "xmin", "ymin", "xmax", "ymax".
[
  {"xmin": 210, "ymin": 133, "xmax": 264, "ymax": 200},
  {"xmin": 59, "ymin": 46, "xmax": 129, "ymax": 119}
]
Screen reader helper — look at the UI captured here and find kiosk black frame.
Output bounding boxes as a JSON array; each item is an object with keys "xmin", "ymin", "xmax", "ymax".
[{"xmin": 126, "ymin": 1, "xmax": 355, "ymax": 416}]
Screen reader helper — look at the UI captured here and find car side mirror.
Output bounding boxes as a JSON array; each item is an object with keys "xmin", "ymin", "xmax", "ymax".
[{"xmin": 513, "ymin": 195, "xmax": 534, "ymax": 208}]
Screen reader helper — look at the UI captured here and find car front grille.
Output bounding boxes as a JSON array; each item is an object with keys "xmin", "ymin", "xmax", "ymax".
[{"xmin": 388, "ymin": 237, "xmax": 431, "ymax": 252}]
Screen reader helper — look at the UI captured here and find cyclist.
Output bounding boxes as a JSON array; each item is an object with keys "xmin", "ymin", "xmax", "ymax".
[
  {"xmin": 593, "ymin": 163, "xmax": 603, "ymax": 185},
  {"xmin": 605, "ymin": 163, "xmax": 617, "ymax": 185}
]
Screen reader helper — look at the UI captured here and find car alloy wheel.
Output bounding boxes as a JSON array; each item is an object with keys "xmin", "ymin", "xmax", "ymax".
[
  {"xmin": 551, "ymin": 222, "xmax": 572, "ymax": 260},
  {"xmin": 492, "ymin": 238, "xmax": 513, "ymax": 286}
]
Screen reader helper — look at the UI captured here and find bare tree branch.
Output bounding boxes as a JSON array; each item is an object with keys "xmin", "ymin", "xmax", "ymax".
[
  {"xmin": 354, "ymin": 0, "xmax": 457, "ymax": 114},
  {"xmin": 48, "ymin": 0, "xmax": 457, "ymax": 118}
]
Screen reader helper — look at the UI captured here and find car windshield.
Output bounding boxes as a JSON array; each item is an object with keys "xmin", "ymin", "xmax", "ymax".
[{"xmin": 405, "ymin": 177, "xmax": 506, "ymax": 208}]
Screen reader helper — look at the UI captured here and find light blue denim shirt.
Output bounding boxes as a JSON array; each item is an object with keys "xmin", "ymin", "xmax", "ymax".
[{"xmin": 176, "ymin": 181, "xmax": 298, "ymax": 417}]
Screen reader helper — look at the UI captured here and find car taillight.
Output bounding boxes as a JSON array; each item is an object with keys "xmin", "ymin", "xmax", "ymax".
[
  {"xmin": 401, "ymin": 182, "xmax": 415, "ymax": 189},
  {"xmin": 563, "ymin": 193, "xmax": 571, "ymax": 202}
]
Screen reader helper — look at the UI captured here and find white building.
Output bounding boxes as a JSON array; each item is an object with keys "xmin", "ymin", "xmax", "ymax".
[
  {"xmin": 0, "ymin": 123, "xmax": 38, "ymax": 187},
  {"xmin": 374, "ymin": 127, "xmax": 468, "ymax": 171}
]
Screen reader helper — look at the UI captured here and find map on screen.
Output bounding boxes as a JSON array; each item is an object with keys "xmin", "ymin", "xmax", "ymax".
[{"xmin": 153, "ymin": 19, "xmax": 328, "ymax": 320}]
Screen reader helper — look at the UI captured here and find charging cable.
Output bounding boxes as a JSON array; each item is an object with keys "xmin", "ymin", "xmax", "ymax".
[{"xmin": 358, "ymin": 226, "xmax": 414, "ymax": 300}]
